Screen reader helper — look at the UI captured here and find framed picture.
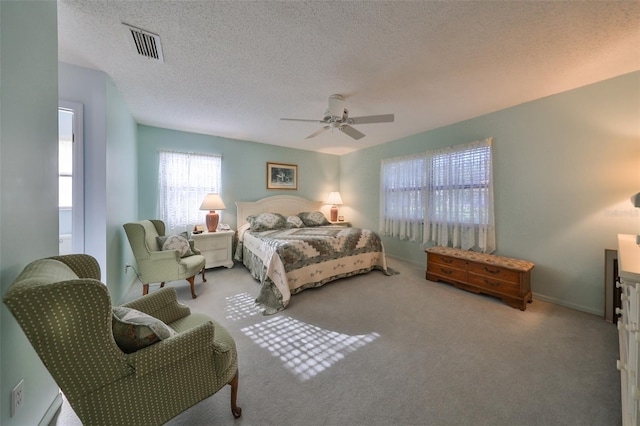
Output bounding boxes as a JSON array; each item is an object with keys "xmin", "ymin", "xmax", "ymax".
[{"xmin": 267, "ymin": 162, "xmax": 298, "ymax": 190}]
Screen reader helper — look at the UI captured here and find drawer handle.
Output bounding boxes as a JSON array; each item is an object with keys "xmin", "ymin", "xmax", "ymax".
[
  {"xmin": 440, "ymin": 268, "xmax": 454, "ymax": 275},
  {"xmin": 441, "ymin": 257, "xmax": 453, "ymax": 264},
  {"xmin": 484, "ymin": 266, "xmax": 502, "ymax": 275},
  {"xmin": 483, "ymin": 279, "xmax": 500, "ymax": 287}
]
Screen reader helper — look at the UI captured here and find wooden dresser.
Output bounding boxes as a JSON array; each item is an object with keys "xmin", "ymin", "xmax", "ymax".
[{"xmin": 426, "ymin": 246, "xmax": 534, "ymax": 310}]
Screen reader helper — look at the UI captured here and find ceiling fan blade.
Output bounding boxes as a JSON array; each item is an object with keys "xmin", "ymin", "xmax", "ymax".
[
  {"xmin": 305, "ymin": 126, "xmax": 330, "ymax": 139},
  {"xmin": 339, "ymin": 125, "xmax": 365, "ymax": 140},
  {"xmin": 281, "ymin": 118, "xmax": 324, "ymax": 123},
  {"xmin": 349, "ymin": 114, "xmax": 395, "ymax": 125}
]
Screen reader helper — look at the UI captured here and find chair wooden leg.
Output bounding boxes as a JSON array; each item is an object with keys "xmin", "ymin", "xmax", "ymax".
[
  {"xmin": 142, "ymin": 283, "xmax": 149, "ymax": 295},
  {"xmin": 228, "ymin": 371, "xmax": 241, "ymax": 418},
  {"xmin": 187, "ymin": 276, "xmax": 197, "ymax": 299},
  {"xmin": 201, "ymin": 267, "xmax": 207, "ymax": 283},
  {"xmin": 160, "ymin": 282, "xmax": 165, "ymax": 288}
]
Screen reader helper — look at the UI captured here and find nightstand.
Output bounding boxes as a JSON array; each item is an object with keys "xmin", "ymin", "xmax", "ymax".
[
  {"xmin": 191, "ymin": 230, "xmax": 234, "ymax": 269},
  {"xmin": 329, "ymin": 221, "xmax": 351, "ymax": 227}
]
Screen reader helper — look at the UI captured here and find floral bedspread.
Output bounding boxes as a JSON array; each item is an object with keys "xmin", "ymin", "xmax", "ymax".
[{"xmin": 235, "ymin": 226, "xmax": 389, "ymax": 314}]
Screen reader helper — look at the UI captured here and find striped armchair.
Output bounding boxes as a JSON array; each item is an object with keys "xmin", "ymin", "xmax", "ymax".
[{"xmin": 3, "ymin": 254, "xmax": 241, "ymax": 425}]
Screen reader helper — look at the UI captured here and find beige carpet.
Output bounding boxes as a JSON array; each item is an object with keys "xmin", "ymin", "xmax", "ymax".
[{"xmin": 54, "ymin": 257, "xmax": 621, "ymax": 426}]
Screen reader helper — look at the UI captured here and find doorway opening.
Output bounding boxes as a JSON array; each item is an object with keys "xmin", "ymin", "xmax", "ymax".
[{"xmin": 58, "ymin": 101, "xmax": 84, "ymax": 255}]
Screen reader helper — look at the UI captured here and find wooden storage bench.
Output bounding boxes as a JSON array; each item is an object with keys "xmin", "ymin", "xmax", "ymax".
[{"xmin": 426, "ymin": 246, "xmax": 534, "ymax": 310}]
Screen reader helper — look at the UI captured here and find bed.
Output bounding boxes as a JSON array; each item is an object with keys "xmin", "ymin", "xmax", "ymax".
[{"xmin": 235, "ymin": 195, "xmax": 390, "ymax": 314}]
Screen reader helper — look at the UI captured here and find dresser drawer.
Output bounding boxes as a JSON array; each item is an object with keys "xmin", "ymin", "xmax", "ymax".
[
  {"xmin": 207, "ymin": 248, "xmax": 229, "ymax": 262},
  {"xmin": 192, "ymin": 230, "xmax": 235, "ymax": 269},
  {"xmin": 427, "ymin": 254, "xmax": 468, "ymax": 270},
  {"xmin": 427, "ymin": 262, "xmax": 467, "ymax": 282},
  {"xmin": 468, "ymin": 262, "xmax": 520, "ymax": 283},
  {"xmin": 195, "ymin": 237, "xmax": 229, "ymax": 251},
  {"xmin": 468, "ymin": 273, "xmax": 521, "ymax": 296}
]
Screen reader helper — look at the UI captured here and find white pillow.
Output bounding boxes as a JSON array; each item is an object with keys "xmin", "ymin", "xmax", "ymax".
[
  {"xmin": 162, "ymin": 234, "xmax": 192, "ymax": 257},
  {"xmin": 287, "ymin": 215, "xmax": 304, "ymax": 228}
]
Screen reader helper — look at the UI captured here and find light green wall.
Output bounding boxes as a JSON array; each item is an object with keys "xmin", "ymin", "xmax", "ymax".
[
  {"xmin": 342, "ymin": 71, "xmax": 640, "ymax": 315},
  {"xmin": 0, "ymin": 1, "xmax": 60, "ymax": 425},
  {"xmin": 106, "ymin": 78, "xmax": 138, "ymax": 303},
  {"xmin": 58, "ymin": 62, "xmax": 108, "ymax": 279},
  {"xmin": 137, "ymin": 125, "xmax": 340, "ymax": 229},
  {"xmin": 59, "ymin": 63, "xmax": 138, "ymax": 303}
]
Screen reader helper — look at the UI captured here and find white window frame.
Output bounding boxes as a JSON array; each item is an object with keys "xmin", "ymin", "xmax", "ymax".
[
  {"xmin": 380, "ymin": 138, "xmax": 495, "ymax": 253},
  {"xmin": 158, "ymin": 150, "xmax": 222, "ymax": 233}
]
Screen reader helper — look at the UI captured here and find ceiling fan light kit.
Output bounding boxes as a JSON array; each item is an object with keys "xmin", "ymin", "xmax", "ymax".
[{"xmin": 281, "ymin": 94, "xmax": 394, "ymax": 140}]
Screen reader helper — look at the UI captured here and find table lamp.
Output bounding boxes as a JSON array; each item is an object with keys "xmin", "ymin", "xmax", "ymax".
[
  {"xmin": 325, "ymin": 192, "xmax": 343, "ymax": 222},
  {"xmin": 199, "ymin": 193, "xmax": 226, "ymax": 232}
]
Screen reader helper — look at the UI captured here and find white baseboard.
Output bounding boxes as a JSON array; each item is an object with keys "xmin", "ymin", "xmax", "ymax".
[
  {"xmin": 533, "ymin": 292, "xmax": 604, "ymax": 318},
  {"xmin": 40, "ymin": 391, "xmax": 62, "ymax": 426}
]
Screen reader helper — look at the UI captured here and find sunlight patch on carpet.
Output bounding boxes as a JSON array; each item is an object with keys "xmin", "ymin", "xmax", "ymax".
[
  {"xmin": 241, "ymin": 316, "xmax": 379, "ymax": 382},
  {"xmin": 225, "ymin": 292, "xmax": 263, "ymax": 320}
]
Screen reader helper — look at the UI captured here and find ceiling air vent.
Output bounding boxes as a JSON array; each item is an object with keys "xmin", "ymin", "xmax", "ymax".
[{"xmin": 124, "ymin": 23, "xmax": 164, "ymax": 63}]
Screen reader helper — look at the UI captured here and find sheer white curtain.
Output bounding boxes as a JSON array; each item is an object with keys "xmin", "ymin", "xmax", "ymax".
[
  {"xmin": 379, "ymin": 154, "xmax": 428, "ymax": 242},
  {"xmin": 380, "ymin": 138, "xmax": 495, "ymax": 253},
  {"xmin": 158, "ymin": 151, "xmax": 221, "ymax": 233}
]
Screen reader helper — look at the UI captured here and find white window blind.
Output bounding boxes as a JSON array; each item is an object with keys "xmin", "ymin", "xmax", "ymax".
[
  {"xmin": 380, "ymin": 138, "xmax": 495, "ymax": 253},
  {"xmin": 158, "ymin": 151, "xmax": 222, "ymax": 233}
]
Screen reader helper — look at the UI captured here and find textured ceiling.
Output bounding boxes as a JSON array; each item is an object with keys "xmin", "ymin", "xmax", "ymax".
[{"xmin": 58, "ymin": 1, "xmax": 640, "ymax": 155}]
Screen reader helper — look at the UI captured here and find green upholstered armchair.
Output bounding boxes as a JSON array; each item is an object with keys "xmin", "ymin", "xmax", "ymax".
[
  {"xmin": 3, "ymin": 254, "xmax": 241, "ymax": 425},
  {"xmin": 124, "ymin": 219, "xmax": 206, "ymax": 298}
]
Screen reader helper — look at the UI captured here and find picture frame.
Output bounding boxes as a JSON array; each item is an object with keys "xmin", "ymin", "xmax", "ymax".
[{"xmin": 267, "ymin": 162, "xmax": 298, "ymax": 190}]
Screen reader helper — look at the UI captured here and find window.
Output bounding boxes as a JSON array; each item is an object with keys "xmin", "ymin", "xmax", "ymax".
[
  {"xmin": 159, "ymin": 151, "xmax": 222, "ymax": 232},
  {"xmin": 380, "ymin": 138, "xmax": 495, "ymax": 253}
]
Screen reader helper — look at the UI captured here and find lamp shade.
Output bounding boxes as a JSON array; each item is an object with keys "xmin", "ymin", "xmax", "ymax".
[
  {"xmin": 199, "ymin": 194, "xmax": 226, "ymax": 232},
  {"xmin": 325, "ymin": 192, "xmax": 343, "ymax": 206},
  {"xmin": 199, "ymin": 193, "xmax": 226, "ymax": 211}
]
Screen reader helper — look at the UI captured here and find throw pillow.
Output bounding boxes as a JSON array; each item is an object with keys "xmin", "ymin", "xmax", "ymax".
[
  {"xmin": 298, "ymin": 211, "xmax": 331, "ymax": 227},
  {"xmin": 246, "ymin": 212, "xmax": 287, "ymax": 231},
  {"xmin": 112, "ymin": 306, "xmax": 177, "ymax": 354},
  {"xmin": 157, "ymin": 232, "xmax": 194, "ymax": 257},
  {"xmin": 286, "ymin": 215, "xmax": 304, "ymax": 228}
]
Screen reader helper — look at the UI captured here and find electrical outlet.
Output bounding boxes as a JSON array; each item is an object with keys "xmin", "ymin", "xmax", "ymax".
[{"xmin": 11, "ymin": 380, "xmax": 24, "ymax": 417}]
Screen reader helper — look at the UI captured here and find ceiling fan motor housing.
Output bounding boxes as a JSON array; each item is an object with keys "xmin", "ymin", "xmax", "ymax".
[
  {"xmin": 327, "ymin": 94, "xmax": 346, "ymax": 118},
  {"xmin": 323, "ymin": 107, "xmax": 348, "ymax": 123}
]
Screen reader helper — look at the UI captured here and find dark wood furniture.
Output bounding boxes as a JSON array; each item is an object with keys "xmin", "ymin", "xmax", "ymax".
[{"xmin": 426, "ymin": 246, "xmax": 534, "ymax": 310}]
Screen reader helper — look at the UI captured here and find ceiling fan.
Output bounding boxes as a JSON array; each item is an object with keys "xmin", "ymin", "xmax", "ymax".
[{"xmin": 280, "ymin": 94, "xmax": 394, "ymax": 140}]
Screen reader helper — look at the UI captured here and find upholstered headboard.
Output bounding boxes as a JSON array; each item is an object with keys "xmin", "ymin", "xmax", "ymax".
[{"xmin": 235, "ymin": 195, "xmax": 324, "ymax": 229}]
